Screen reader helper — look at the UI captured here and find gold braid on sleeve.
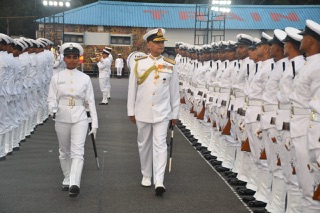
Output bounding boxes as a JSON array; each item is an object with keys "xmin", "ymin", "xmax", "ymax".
[{"xmin": 134, "ymin": 60, "xmax": 158, "ymax": 85}]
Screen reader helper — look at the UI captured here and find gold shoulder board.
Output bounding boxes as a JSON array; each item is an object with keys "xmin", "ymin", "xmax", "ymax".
[
  {"xmin": 164, "ymin": 57, "xmax": 176, "ymax": 65},
  {"xmin": 134, "ymin": 55, "xmax": 148, "ymax": 61}
]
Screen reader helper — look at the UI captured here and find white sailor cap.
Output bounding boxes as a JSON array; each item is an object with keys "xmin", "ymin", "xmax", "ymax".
[
  {"xmin": 118, "ymin": 53, "xmax": 122, "ymax": 56},
  {"xmin": 102, "ymin": 49, "xmax": 110, "ymax": 55},
  {"xmin": 236, "ymin": 34, "xmax": 253, "ymax": 45},
  {"xmin": 218, "ymin": 41, "xmax": 229, "ymax": 50},
  {"xmin": 143, "ymin": 28, "xmax": 167, "ymax": 42},
  {"xmin": 270, "ymin": 29, "xmax": 287, "ymax": 48},
  {"xmin": 298, "ymin": 19, "xmax": 320, "ymax": 41},
  {"xmin": 0, "ymin": 33, "xmax": 11, "ymax": 44},
  {"xmin": 61, "ymin": 42, "xmax": 84, "ymax": 56},
  {"xmin": 225, "ymin": 40, "xmax": 237, "ymax": 51},
  {"xmin": 16, "ymin": 38, "xmax": 28, "ymax": 50},
  {"xmin": 257, "ymin": 32, "xmax": 273, "ymax": 46},
  {"xmin": 104, "ymin": 46, "xmax": 112, "ymax": 51},
  {"xmin": 20, "ymin": 37, "xmax": 33, "ymax": 48},
  {"xmin": 28, "ymin": 39, "xmax": 41, "ymax": 48},
  {"xmin": 248, "ymin": 37, "xmax": 261, "ymax": 50},
  {"xmin": 14, "ymin": 39, "xmax": 26, "ymax": 51},
  {"xmin": 283, "ymin": 27, "xmax": 303, "ymax": 47}
]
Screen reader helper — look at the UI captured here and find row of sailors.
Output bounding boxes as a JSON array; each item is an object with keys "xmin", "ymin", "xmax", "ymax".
[
  {"xmin": 176, "ymin": 19, "xmax": 320, "ymax": 213},
  {"xmin": 0, "ymin": 33, "xmax": 55, "ymax": 160}
]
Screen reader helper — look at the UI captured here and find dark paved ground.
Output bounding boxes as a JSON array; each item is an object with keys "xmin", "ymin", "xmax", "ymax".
[{"xmin": 0, "ymin": 77, "xmax": 252, "ymax": 213}]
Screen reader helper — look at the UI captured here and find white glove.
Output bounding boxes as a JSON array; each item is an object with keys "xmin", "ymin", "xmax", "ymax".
[
  {"xmin": 88, "ymin": 128, "xmax": 97, "ymax": 139},
  {"xmin": 238, "ymin": 120, "xmax": 245, "ymax": 130},
  {"xmin": 254, "ymin": 126, "xmax": 263, "ymax": 139},
  {"xmin": 284, "ymin": 137, "xmax": 291, "ymax": 151}
]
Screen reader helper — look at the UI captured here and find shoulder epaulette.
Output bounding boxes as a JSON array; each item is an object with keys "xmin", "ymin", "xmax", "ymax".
[
  {"xmin": 134, "ymin": 55, "xmax": 148, "ymax": 61},
  {"xmin": 163, "ymin": 57, "xmax": 176, "ymax": 65}
]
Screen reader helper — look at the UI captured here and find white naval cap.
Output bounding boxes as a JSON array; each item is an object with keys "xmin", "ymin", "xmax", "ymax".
[
  {"xmin": 0, "ymin": 33, "xmax": 11, "ymax": 44},
  {"xmin": 28, "ymin": 39, "xmax": 41, "ymax": 48},
  {"xmin": 104, "ymin": 46, "xmax": 112, "ymax": 51},
  {"xmin": 60, "ymin": 42, "xmax": 84, "ymax": 56},
  {"xmin": 14, "ymin": 39, "xmax": 26, "ymax": 51},
  {"xmin": 257, "ymin": 32, "xmax": 273, "ymax": 46},
  {"xmin": 102, "ymin": 49, "xmax": 110, "ymax": 54},
  {"xmin": 270, "ymin": 29, "xmax": 287, "ymax": 47},
  {"xmin": 283, "ymin": 27, "xmax": 303, "ymax": 47},
  {"xmin": 16, "ymin": 38, "xmax": 28, "ymax": 50},
  {"xmin": 225, "ymin": 40, "xmax": 237, "ymax": 51},
  {"xmin": 248, "ymin": 37, "xmax": 261, "ymax": 50},
  {"xmin": 236, "ymin": 33, "xmax": 253, "ymax": 45},
  {"xmin": 298, "ymin": 19, "xmax": 320, "ymax": 41},
  {"xmin": 143, "ymin": 28, "xmax": 167, "ymax": 42}
]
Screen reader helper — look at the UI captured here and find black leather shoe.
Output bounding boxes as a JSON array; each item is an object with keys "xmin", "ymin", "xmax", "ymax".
[
  {"xmin": 236, "ymin": 186, "xmax": 247, "ymax": 191},
  {"xmin": 69, "ymin": 185, "xmax": 80, "ymax": 197},
  {"xmin": 178, "ymin": 125, "xmax": 186, "ymax": 129},
  {"xmin": 20, "ymin": 139, "xmax": 26, "ymax": 142},
  {"xmin": 13, "ymin": 147, "xmax": 20, "ymax": 151},
  {"xmin": 26, "ymin": 135, "xmax": 31, "ymax": 138},
  {"xmin": 224, "ymin": 171, "xmax": 234, "ymax": 176},
  {"xmin": 204, "ymin": 154, "xmax": 217, "ymax": 160},
  {"xmin": 229, "ymin": 178, "xmax": 246, "ymax": 186},
  {"xmin": 155, "ymin": 185, "xmax": 166, "ymax": 196},
  {"xmin": 253, "ymin": 208, "xmax": 270, "ymax": 213},
  {"xmin": 215, "ymin": 166, "xmax": 230, "ymax": 172},
  {"xmin": 210, "ymin": 160, "xmax": 222, "ymax": 166},
  {"xmin": 62, "ymin": 185, "xmax": 69, "ymax": 191},
  {"xmin": 7, "ymin": 151, "xmax": 13, "ymax": 156},
  {"xmin": 192, "ymin": 142, "xmax": 201, "ymax": 147},
  {"xmin": 249, "ymin": 200, "xmax": 267, "ymax": 208},
  {"xmin": 201, "ymin": 150, "xmax": 211, "ymax": 155},
  {"xmin": 242, "ymin": 196, "xmax": 255, "ymax": 203},
  {"xmin": 227, "ymin": 173, "xmax": 238, "ymax": 179},
  {"xmin": 0, "ymin": 156, "xmax": 6, "ymax": 161},
  {"xmin": 196, "ymin": 146, "xmax": 207, "ymax": 151},
  {"xmin": 238, "ymin": 188, "xmax": 255, "ymax": 196}
]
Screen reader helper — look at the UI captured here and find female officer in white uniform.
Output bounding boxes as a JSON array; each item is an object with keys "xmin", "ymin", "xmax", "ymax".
[{"xmin": 47, "ymin": 43, "xmax": 98, "ymax": 197}]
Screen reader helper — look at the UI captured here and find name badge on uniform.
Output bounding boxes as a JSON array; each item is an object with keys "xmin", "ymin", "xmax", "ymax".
[
  {"xmin": 58, "ymin": 81, "xmax": 66, "ymax": 85},
  {"xmin": 158, "ymin": 64, "xmax": 173, "ymax": 73}
]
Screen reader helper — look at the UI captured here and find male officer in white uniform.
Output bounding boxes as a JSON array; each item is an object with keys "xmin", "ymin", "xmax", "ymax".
[
  {"xmin": 127, "ymin": 28, "xmax": 180, "ymax": 196},
  {"xmin": 97, "ymin": 49, "xmax": 111, "ymax": 105},
  {"xmin": 48, "ymin": 42, "xmax": 98, "ymax": 197},
  {"xmin": 115, "ymin": 53, "xmax": 124, "ymax": 78}
]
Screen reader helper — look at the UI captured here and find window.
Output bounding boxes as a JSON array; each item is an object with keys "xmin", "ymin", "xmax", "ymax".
[
  {"xmin": 110, "ymin": 35, "xmax": 131, "ymax": 45},
  {"xmin": 64, "ymin": 34, "xmax": 83, "ymax": 43}
]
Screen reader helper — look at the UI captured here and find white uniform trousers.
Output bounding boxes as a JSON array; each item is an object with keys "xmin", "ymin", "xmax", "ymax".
[
  {"xmin": 55, "ymin": 119, "xmax": 88, "ymax": 187},
  {"xmin": 136, "ymin": 120, "xmax": 169, "ymax": 185},
  {"xmin": 116, "ymin": 67, "xmax": 122, "ymax": 76},
  {"xmin": 292, "ymin": 136, "xmax": 320, "ymax": 211}
]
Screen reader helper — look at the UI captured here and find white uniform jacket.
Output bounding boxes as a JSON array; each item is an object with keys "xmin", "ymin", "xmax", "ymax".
[
  {"xmin": 97, "ymin": 57, "xmax": 111, "ymax": 79},
  {"xmin": 115, "ymin": 58, "xmax": 124, "ymax": 68},
  {"xmin": 127, "ymin": 55, "xmax": 180, "ymax": 123},
  {"xmin": 47, "ymin": 69, "xmax": 98, "ymax": 129}
]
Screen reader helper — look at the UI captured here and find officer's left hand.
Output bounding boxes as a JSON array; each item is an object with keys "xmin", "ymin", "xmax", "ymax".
[
  {"xmin": 88, "ymin": 128, "xmax": 97, "ymax": 139},
  {"xmin": 171, "ymin": 119, "xmax": 177, "ymax": 126}
]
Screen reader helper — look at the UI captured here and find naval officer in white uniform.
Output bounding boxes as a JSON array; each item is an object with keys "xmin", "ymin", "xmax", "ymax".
[
  {"xmin": 127, "ymin": 28, "xmax": 180, "ymax": 196},
  {"xmin": 47, "ymin": 43, "xmax": 98, "ymax": 198}
]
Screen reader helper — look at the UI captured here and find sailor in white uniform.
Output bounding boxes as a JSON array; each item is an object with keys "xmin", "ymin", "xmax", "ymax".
[
  {"xmin": 115, "ymin": 53, "xmax": 124, "ymax": 78},
  {"xmin": 127, "ymin": 28, "xmax": 180, "ymax": 196},
  {"xmin": 47, "ymin": 42, "xmax": 98, "ymax": 198},
  {"xmin": 97, "ymin": 49, "xmax": 111, "ymax": 105}
]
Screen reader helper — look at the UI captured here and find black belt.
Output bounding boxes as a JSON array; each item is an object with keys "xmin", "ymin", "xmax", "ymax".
[
  {"xmin": 256, "ymin": 114, "xmax": 261, "ymax": 121},
  {"xmin": 270, "ymin": 117, "xmax": 276, "ymax": 125},
  {"xmin": 282, "ymin": 122, "xmax": 290, "ymax": 131}
]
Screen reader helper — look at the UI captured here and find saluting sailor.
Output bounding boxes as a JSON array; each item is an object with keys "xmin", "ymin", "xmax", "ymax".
[
  {"xmin": 127, "ymin": 28, "xmax": 180, "ymax": 196},
  {"xmin": 47, "ymin": 43, "xmax": 98, "ymax": 198}
]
